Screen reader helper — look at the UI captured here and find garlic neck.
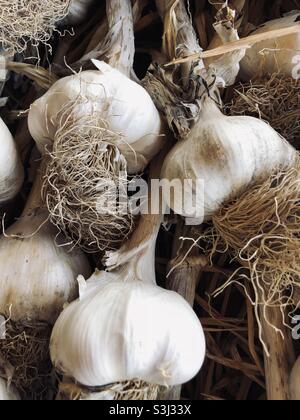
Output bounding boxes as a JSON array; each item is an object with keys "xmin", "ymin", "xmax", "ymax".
[
  {"xmin": 22, "ymin": 161, "xmax": 46, "ymax": 217},
  {"xmin": 156, "ymin": 0, "xmax": 205, "ymax": 87},
  {"xmin": 208, "ymin": 5, "xmax": 246, "ymax": 86},
  {"xmin": 198, "ymin": 96, "xmax": 223, "ymax": 122},
  {"xmin": 106, "ymin": 0, "xmax": 134, "ymax": 78}
]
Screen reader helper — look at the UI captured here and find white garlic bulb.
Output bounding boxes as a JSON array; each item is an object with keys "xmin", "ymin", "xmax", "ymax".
[
  {"xmin": 0, "ymin": 167, "xmax": 91, "ymax": 324},
  {"xmin": 28, "ymin": 60, "xmax": 164, "ymax": 174},
  {"xmin": 50, "ymin": 267, "xmax": 205, "ymax": 388},
  {"xmin": 290, "ymin": 357, "xmax": 300, "ymax": 400},
  {"xmin": 0, "ymin": 118, "xmax": 23, "ymax": 204},
  {"xmin": 161, "ymin": 97, "xmax": 296, "ymax": 220},
  {"xmin": 66, "ymin": 0, "xmax": 94, "ymax": 25},
  {"xmin": 240, "ymin": 11, "xmax": 300, "ymax": 80},
  {"xmin": 0, "ymin": 378, "xmax": 19, "ymax": 400}
]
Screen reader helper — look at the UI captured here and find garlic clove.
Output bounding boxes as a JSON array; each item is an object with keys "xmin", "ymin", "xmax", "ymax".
[
  {"xmin": 50, "ymin": 270, "xmax": 206, "ymax": 388},
  {"xmin": 28, "ymin": 61, "xmax": 164, "ymax": 174},
  {"xmin": 0, "ymin": 118, "xmax": 23, "ymax": 204},
  {"xmin": 0, "ymin": 378, "xmax": 20, "ymax": 400}
]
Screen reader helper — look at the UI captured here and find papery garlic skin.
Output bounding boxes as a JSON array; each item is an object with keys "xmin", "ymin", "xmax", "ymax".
[
  {"xmin": 161, "ymin": 98, "xmax": 296, "ymax": 220},
  {"xmin": 0, "ymin": 378, "xmax": 20, "ymax": 400},
  {"xmin": 28, "ymin": 60, "xmax": 163, "ymax": 174},
  {"xmin": 290, "ymin": 357, "xmax": 300, "ymax": 400},
  {"xmin": 50, "ymin": 270, "xmax": 205, "ymax": 387},
  {"xmin": 0, "ymin": 118, "xmax": 23, "ymax": 204},
  {"xmin": 66, "ymin": 0, "xmax": 94, "ymax": 25},
  {"xmin": 240, "ymin": 12, "xmax": 300, "ymax": 80},
  {"xmin": 0, "ymin": 210, "xmax": 91, "ymax": 324}
]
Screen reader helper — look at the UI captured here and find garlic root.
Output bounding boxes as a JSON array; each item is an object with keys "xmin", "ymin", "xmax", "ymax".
[
  {"xmin": 43, "ymin": 113, "xmax": 134, "ymax": 253},
  {"xmin": 56, "ymin": 377, "xmax": 159, "ymax": 401},
  {"xmin": 210, "ymin": 161, "xmax": 300, "ymax": 400},
  {"xmin": 228, "ymin": 73, "xmax": 300, "ymax": 149},
  {"xmin": 0, "ymin": 0, "xmax": 70, "ymax": 54}
]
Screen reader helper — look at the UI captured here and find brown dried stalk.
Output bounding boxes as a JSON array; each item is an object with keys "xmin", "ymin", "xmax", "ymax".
[
  {"xmin": 166, "ymin": 23, "xmax": 300, "ymax": 65},
  {"xmin": 156, "ymin": 0, "xmax": 204, "ymax": 83},
  {"xmin": 207, "ymin": 5, "xmax": 246, "ymax": 86},
  {"xmin": 260, "ymin": 306, "xmax": 295, "ymax": 400},
  {"xmin": 6, "ymin": 61, "xmax": 57, "ymax": 90}
]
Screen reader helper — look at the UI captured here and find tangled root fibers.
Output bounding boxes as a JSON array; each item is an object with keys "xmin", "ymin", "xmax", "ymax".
[
  {"xmin": 228, "ymin": 74, "xmax": 300, "ymax": 148},
  {"xmin": 0, "ymin": 0, "xmax": 70, "ymax": 54},
  {"xmin": 209, "ymin": 158, "xmax": 300, "ymax": 337},
  {"xmin": 58, "ymin": 378, "xmax": 160, "ymax": 400},
  {"xmin": 0, "ymin": 319, "xmax": 53, "ymax": 400},
  {"xmin": 43, "ymin": 113, "xmax": 134, "ymax": 253}
]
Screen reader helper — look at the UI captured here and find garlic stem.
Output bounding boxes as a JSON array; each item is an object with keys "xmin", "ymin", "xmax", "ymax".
[
  {"xmin": 106, "ymin": 0, "xmax": 134, "ymax": 77},
  {"xmin": 156, "ymin": 0, "xmax": 204, "ymax": 86},
  {"xmin": 22, "ymin": 161, "xmax": 45, "ymax": 216},
  {"xmin": 259, "ymin": 305, "xmax": 296, "ymax": 400},
  {"xmin": 160, "ymin": 222, "xmax": 206, "ymax": 401},
  {"xmin": 75, "ymin": 0, "xmax": 134, "ymax": 78},
  {"xmin": 105, "ymin": 142, "xmax": 172, "ymax": 277},
  {"xmin": 208, "ymin": 5, "xmax": 246, "ymax": 86},
  {"xmin": 84, "ymin": 0, "xmax": 147, "ymax": 61},
  {"xmin": 6, "ymin": 61, "xmax": 57, "ymax": 90}
]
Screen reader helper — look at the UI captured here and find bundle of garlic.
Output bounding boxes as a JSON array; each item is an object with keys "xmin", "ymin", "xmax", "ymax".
[
  {"xmin": 0, "ymin": 0, "xmax": 71, "ymax": 54},
  {"xmin": 290, "ymin": 357, "xmax": 300, "ymax": 400},
  {"xmin": 0, "ymin": 118, "xmax": 23, "ymax": 205},
  {"xmin": 50, "ymin": 149, "xmax": 206, "ymax": 400},
  {"xmin": 146, "ymin": 0, "xmax": 300, "ymax": 401},
  {"xmin": 240, "ymin": 11, "xmax": 300, "ymax": 81},
  {"xmin": 0, "ymin": 378, "xmax": 19, "ymax": 401},
  {"xmin": 29, "ymin": 0, "xmax": 164, "ymax": 253},
  {"xmin": 0, "ymin": 164, "xmax": 91, "ymax": 399}
]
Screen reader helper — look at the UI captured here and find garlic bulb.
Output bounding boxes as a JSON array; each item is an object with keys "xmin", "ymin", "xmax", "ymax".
[
  {"xmin": 290, "ymin": 357, "xmax": 300, "ymax": 400},
  {"xmin": 0, "ymin": 165, "xmax": 91, "ymax": 323},
  {"xmin": 50, "ymin": 266, "xmax": 205, "ymax": 388},
  {"xmin": 0, "ymin": 378, "xmax": 19, "ymax": 400},
  {"xmin": 28, "ymin": 60, "xmax": 164, "ymax": 174},
  {"xmin": 0, "ymin": 118, "xmax": 23, "ymax": 204},
  {"xmin": 161, "ymin": 97, "xmax": 296, "ymax": 220},
  {"xmin": 240, "ymin": 11, "xmax": 300, "ymax": 80},
  {"xmin": 66, "ymin": 0, "xmax": 94, "ymax": 25}
]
